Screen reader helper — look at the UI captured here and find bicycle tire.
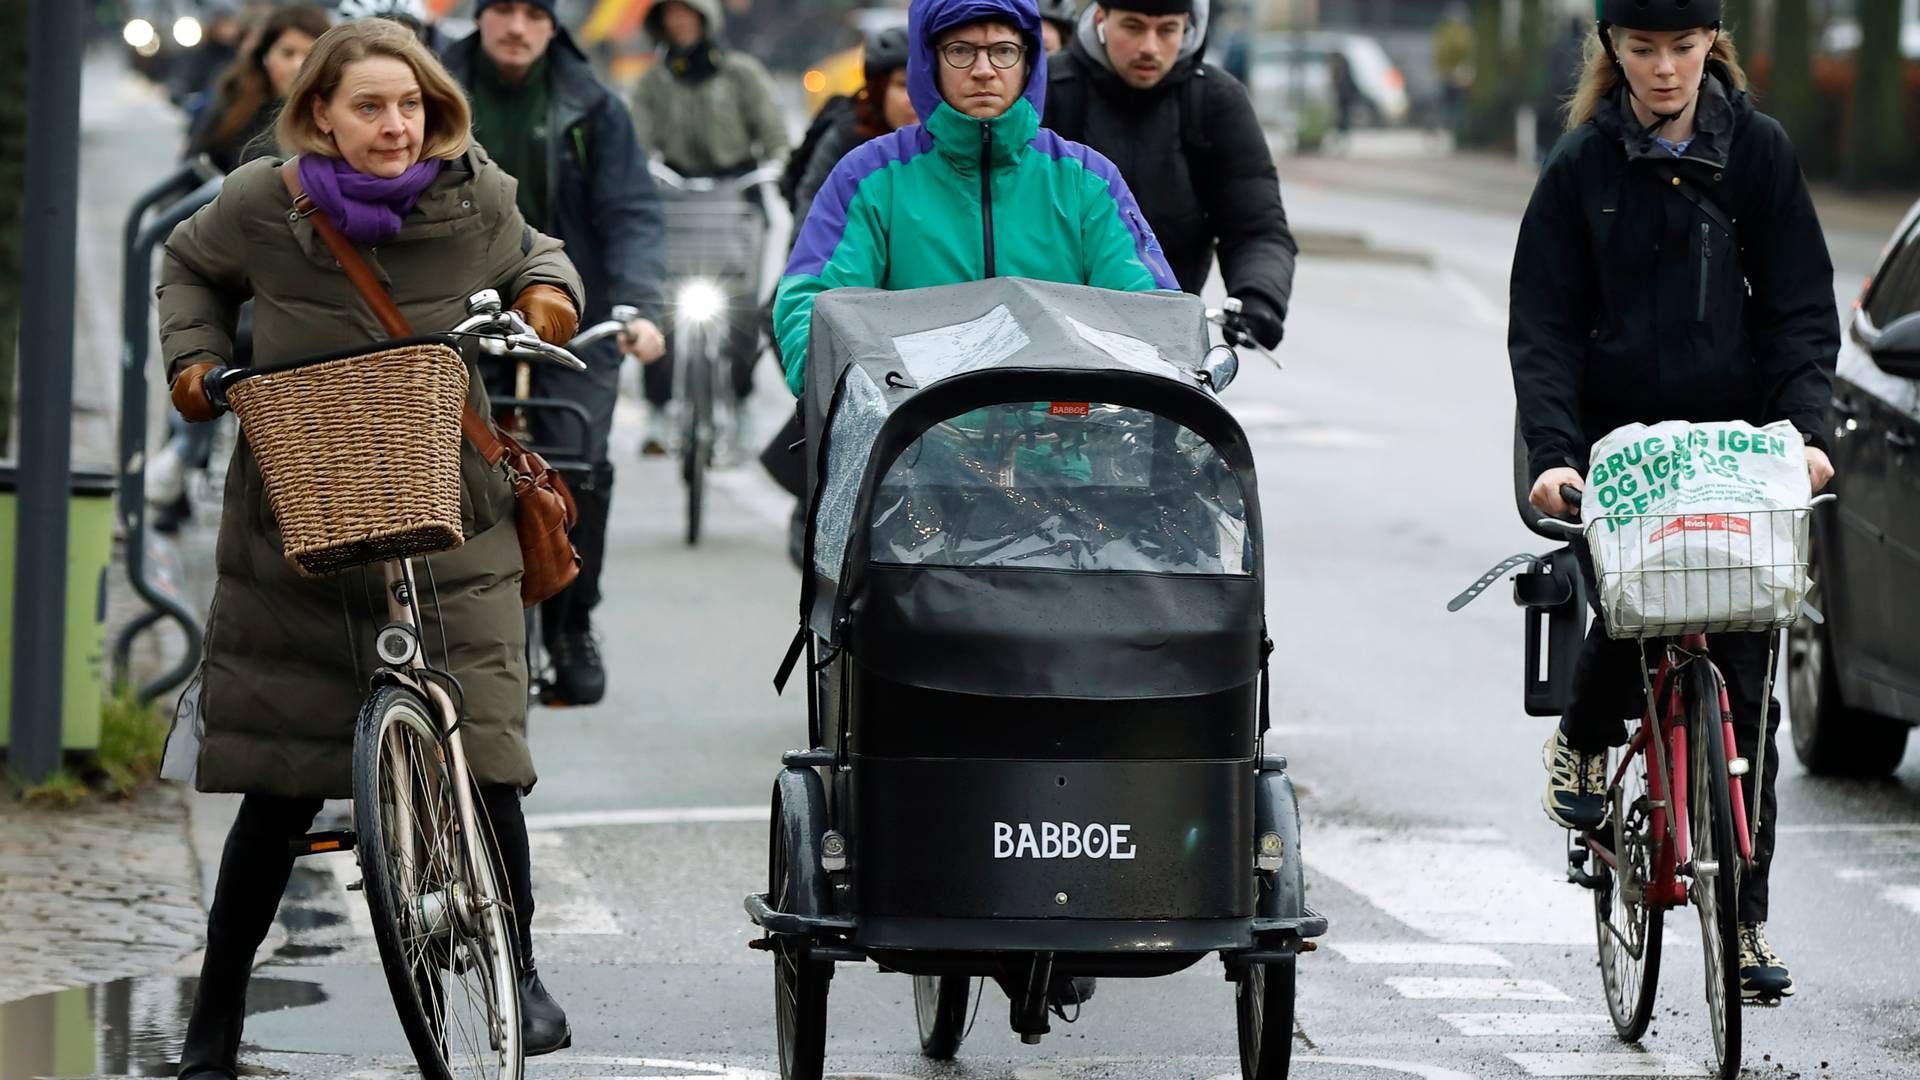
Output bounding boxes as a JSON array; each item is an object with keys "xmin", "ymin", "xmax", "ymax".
[
  {"xmin": 769, "ymin": 809, "xmax": 829, "ymax": 1080},
  {"xmin": 354, "ymin": 684, "xmax": 523, "ymax": 1080},
  {"xmin": 1594, "ymin": 725, "xmax": 1663, "ymax": 1041},
  {"xmin": 1688, "ymin": 667, "xmax": 1742, "ymax": 1080},
  {"xmin": 912, "ymin": 974, "xmax": 970, "ymax": 1059},
  {"xmin": 1235, "ymin": 957, "xmax": 1296, "ymax": 1079},
  {"xmin": 681, "ymin": 326, "xmax": 710, "ymax": 547}
]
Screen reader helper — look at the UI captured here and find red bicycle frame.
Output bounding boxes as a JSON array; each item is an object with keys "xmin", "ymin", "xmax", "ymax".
[{"xmin": 1586, "ymin": 633, "xmax": 1755, "ymax": 909}]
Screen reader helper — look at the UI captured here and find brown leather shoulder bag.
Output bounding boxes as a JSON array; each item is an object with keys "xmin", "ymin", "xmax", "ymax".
[{"xmin": 279, "ymin": 161, "xmax": 580, "ymax": 607}]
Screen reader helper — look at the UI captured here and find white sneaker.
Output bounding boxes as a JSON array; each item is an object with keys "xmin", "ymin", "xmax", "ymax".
[{"xmin": 146, "ymin": 439, "xmax": 186, "ymax": 504}]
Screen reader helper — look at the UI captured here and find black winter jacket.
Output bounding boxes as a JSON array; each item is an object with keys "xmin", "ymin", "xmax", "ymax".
[
  {"xmin": 1044, "ymin": 37, "xmax": 1296, "ymax": 347},
  {"xmin": 1510, "ymin": 67, "xmax": 1837, "ymax": 482},
  {"xmin": 445, "ymin": 31, "xmax": 667, "ymax": 327}
]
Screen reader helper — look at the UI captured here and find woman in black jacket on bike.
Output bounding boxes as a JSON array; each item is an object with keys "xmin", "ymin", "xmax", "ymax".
[{"xmin": 1509, "ymin": 0, "xmax": 1836, "ymax": 1003}]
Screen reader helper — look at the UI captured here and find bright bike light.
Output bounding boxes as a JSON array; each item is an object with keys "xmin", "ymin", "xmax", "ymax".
[
  {"xmin": 677, "ymin": 279, "xmax": 725, "ymax": 324},
  {"xmin": 173, "ymin": 15, "xmax": 204, "ymax": 48},
  {"xmin": 124, "ymin": 18, "xmax": 156, "ymax": 49}
]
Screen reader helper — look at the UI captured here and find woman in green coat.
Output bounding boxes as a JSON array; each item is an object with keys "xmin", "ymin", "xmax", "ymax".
[{"xmin": 158, "ymin": 20, "xmax": 583, "ymax": 1077}]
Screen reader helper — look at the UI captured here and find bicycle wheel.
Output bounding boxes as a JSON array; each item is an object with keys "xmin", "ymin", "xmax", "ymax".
[
  {"xmin": 354, "ymin": 684, "xmax": 522, "ymax": 1080},
  {"xmin": 1594, "ymin": 726, "xmax": 1664, "ymax": 1041},
  {"xmin": 912, "ymin": 974, "xmax": 971, "ymax": 1059},
  {"xmin": 769, "ymin": 815, "xmax": 829, "ymax": 1080},
  {"xmin": 1235, "ymin": 957, "xmax": 1296, "ymax": 1080},
  {"xmin": 1688, "ymin": 668, "xmax": 1742, "ymax": 1079},
  {"xmin": 680, "ymin": 326, "xmax": 711, "ymax": 547}
]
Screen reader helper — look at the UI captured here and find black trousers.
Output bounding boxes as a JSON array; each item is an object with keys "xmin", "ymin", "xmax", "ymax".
[
  {"xmin": 1560, "ymin": 546, "xmax": 1782, "ymax": 923},
  {"xmin": 178, "ymin": 787, "xmax": 535, "ymax": 1078}
]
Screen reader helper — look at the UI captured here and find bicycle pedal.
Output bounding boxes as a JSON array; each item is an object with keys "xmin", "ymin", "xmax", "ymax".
[
  {"xmin": 346, "ymin": 878, "xmax": 364, "ymax": 892},
  {"xmin": 291, "ymin": 831, "xmax": 356, "ymax": 858}
]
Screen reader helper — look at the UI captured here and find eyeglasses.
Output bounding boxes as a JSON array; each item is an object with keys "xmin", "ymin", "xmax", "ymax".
[{"xmin": 940, "ymin": 41, "xmax": 1027, "ymax": 70}]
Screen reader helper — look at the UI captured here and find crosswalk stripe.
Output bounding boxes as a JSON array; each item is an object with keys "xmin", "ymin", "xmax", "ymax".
[
  {"xmin": 1506, "ymin": 1051, "xmax": 1709, "ymax": 1076},
  {"xmin": 1384, "ymin": 977, "xmax": 1573, "ymax": 1002},
  {"xmin": 1438, "ymin": 1012, "xmax": 1615, "ymax": 1037},
  {"xmin": 1306, "ymin": 826, "xmax": 1590, "ymax": 944},
  {"xmin": 1329, "ymin": 943, "xmax": 1511, "ymax": 967},
  {"xmin": 1883, "ymin": 884, "xmax": 1920, "ymax": 916},
  {"xmin": 318, "ymin": 851, "xmax": 376, "ymax": 940}
]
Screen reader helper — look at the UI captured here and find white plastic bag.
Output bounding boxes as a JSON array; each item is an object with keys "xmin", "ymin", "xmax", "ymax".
[{"xmin": 1582, "ymin": 420, "xmax": 1813, "ymax": 636}]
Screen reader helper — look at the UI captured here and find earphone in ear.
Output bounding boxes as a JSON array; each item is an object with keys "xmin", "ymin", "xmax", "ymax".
[{"xmin": 1097, "ymin": 21, "xmax": 1107, "ymax": 43}]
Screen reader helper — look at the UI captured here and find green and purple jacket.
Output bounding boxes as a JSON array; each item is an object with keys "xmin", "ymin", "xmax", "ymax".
[{"xmin": 774, "ymin": 0, "xmax": 1178, "ymax": 395}]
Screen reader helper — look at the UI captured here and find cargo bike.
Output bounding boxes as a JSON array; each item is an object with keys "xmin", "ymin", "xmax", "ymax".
[{"xmin": 746, "ymin": 279, "xmax": 1327, "ymax": 1080}]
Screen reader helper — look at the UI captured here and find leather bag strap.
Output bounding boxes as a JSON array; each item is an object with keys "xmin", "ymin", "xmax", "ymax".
[{"xmin": 279, "ymin": 159, "xmax": 509, "ymax": 467}]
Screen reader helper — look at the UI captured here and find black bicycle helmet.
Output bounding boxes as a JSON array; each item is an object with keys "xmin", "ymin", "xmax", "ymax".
[
  {"xmin": 863, "ymin": 27, "xmax": 911, "ymax": 87},
  {"xmin": 1597, "ymin": 0, "xmax": 1722, "ymax": 31}
]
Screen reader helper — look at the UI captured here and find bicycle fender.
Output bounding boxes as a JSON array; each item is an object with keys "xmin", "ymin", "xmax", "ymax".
[
  {"xmin": 1253, "ymin": 762, "xmax": 1307, "ymax": 921},
  {"xmin": 773, "ymin": 766, "xmax": 833, "ymax": 921}
]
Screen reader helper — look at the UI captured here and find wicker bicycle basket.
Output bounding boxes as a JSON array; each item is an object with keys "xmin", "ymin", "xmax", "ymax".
[{"xmin": 225, "ymin": 342, "xmax": 470, "ymax": 578}]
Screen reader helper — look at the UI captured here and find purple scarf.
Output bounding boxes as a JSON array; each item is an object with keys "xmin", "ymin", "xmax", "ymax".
[{"xmin": 297, "ymin": 154, "xmax": 445, "ymax": 246}]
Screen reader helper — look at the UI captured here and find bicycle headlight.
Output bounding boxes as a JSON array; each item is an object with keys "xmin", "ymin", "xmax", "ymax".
[
  {"xmin": 173, "ymin": 16, "xmax": 203, "ymax": 48},
  {"xmin": 124, "ymin": 18, "xmax": 156, "ymax": 50},
  {"xmin": 677, "ymin": 279, "xmax": 725, "ymax": 324}
]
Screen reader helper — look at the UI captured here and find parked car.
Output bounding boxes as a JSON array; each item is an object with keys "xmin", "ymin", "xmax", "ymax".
[
  {"xmin": 1789, "ymin": 196, "xmax": 1920, "ymax": 777},
  {"xmin": 1233, "ymin": 30, "xmax": 1410, "ymax": 132}
]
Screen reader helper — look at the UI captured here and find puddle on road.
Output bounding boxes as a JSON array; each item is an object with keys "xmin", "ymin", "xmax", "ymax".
[{"xmin": 0, "ymin": 975, "xmax": 325, "ymax": 1079}]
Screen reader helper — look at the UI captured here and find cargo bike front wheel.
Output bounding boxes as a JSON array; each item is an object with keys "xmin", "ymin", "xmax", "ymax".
[{"xmin": 1236, "ymin": 956, "xmax": 1296, "ymax": 1079}]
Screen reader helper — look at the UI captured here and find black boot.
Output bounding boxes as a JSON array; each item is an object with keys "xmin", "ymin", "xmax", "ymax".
[
  {"xmin": 178, "ymin": 796, "xmax": 319, "ymax": 1079},
  {"xmin": 519, "ymin": 962, "xmax": 573, "ymax": 1056}
]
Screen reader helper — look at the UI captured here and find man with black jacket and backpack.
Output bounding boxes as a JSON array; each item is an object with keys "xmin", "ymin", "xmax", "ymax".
[
  {"xmin": 445, "ymin": 0, "xmax": 668, "ymax": 706},
  {"xmin": 1044, "ymin": 0, "xmax": 1294, "ymax": 351}
]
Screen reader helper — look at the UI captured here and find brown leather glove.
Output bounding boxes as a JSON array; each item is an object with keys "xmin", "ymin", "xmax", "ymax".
[
  {"xmin": 512, "ymin": 284, "xmax": 579, "ymax": 346},
  {"xmin": 170, "ymin": 361, "xmax": 222, "ymax": 423}
]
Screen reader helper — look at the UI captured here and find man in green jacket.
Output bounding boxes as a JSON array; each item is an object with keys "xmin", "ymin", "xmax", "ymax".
[
  {"xmin": 630, "ymin": 0, "xmax": 789, "ymax": 451},
  {"xmin": 774, "ymin": 0, "xmax": 1177, "ymax": 396}
]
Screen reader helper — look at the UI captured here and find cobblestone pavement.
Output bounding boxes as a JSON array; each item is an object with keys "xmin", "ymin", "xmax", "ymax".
[{"xmin": 0, "ymin": 783, "xmax": 205, "ymax": 1004}]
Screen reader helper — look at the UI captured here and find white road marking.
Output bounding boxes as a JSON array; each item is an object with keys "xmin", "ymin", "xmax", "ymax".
[
  {"xmin": 1775, "ymin": 823, "xmax": 1920, "ymax": 833},
  {"xmin": 1435, "ymin": 266, "xmax": 1506, "ymax": 328},
  {"xmin": 708, "ymin": 465, "xmax": 796, "ymax": 530},
  {"xmin": 1211, "ymin": 1058, "xmax": 1480, "ymax": 1080},
  {"xmin": 1506, "ymin": 1051, "xmax": 1708, "ymax": 1076},
  {"xmin": 1305, "ymin": 827, "xmax": 1591, "ymax": 944},
  {"xmin": 1329, "ymin": 943, "xmax": 1511, "ymax": 967},
  {"xmin": 523, "ymin": 805, "xmax": 769, "ymax": 831},
  {"xmin": 527, "ymin": 831, "xmax": 623, "ymax": 935},
  {"xmin": 1438, "ymin": 1013, "xmax": 1615, "ymax": 1037},
  {"xmin": 529, "ymin": 1058, "xmax": 774, "ymax": 1078},
  {"xmin": 1385, "ymin": 977, "xmax": 1572, "ymax": 1002},
  {"xmin": 1883, "ymin": 885, "xmax": 1920, "ymax": 916}
]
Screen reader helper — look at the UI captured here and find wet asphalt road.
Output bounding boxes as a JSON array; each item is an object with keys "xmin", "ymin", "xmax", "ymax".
[{"xmin": 31, "ymin": 54, "xmax": 1920, "ymax": 1080}]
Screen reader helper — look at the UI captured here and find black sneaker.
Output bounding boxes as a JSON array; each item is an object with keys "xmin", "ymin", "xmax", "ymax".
[
  {"xmin": 519, "ymin": 964, "xmax": 573, "ymax": 1056},
  {"xmin": 1543, "ymin": 730, "xmax": 1608, "ymax": 831},
  {"xmin": 548, "ymin": 630, "xmax": 606, "ymax": 706},
  {"xmin": 1738, "ymin": 922, "xmax": 1794, "ymax": 1001}
]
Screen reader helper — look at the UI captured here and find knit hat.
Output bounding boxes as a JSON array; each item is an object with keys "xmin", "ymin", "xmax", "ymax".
[
  {"xmin": 1098, "ymin": 0, "xmax": 1192, "ymax": 15},
  {"xmin": 475, "ymin": 0, "xmax": 557, "ymax": 18}
]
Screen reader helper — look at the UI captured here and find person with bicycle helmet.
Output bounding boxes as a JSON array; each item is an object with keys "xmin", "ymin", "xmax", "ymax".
[
  {"xmin": 790, "ymin": 28, "xmax": 917, "ymax": 226},
  {"xmin": 160, "ymin": 21, "xmax": 584, "ymax": 1075},
  {"xmin": 1511, "ymin": 0, "xmax": 1837, "ymax": 1003}
]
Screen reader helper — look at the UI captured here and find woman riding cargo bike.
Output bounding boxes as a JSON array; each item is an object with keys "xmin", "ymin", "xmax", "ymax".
[
  {"xmin": 160, "ymin": 20, "xmax": 586, "ymax": 1079},
  {"xmin": 1506, "ymin": 0, "xmax": 1836, "ymax": 1071}
]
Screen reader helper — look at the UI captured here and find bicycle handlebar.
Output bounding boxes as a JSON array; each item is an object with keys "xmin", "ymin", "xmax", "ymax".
[{"xmin": 568, "ymin": 304, "xmax": 644, "ymax": 350}]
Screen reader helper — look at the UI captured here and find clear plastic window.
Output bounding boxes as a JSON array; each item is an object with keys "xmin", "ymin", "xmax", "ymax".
[
  {"xmin": 814, "ymin": 365, "xmax": 890, "ymax": 581},
  {"xmin": 869, "ymin": 402, "xmax": 1252, "ymax": 574}
]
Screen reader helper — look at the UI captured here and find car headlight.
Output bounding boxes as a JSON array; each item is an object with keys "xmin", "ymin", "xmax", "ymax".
[
  {"xmin": 173, "ymin": 16, "xmax": 204, "ymax": 48},
  {"xmin": 123, "ymin": 18, "xmax": 156, "ymax": 49},
  {"xmin": 677, "ymin": 279, "xmax": 725, "ymax": 324}
]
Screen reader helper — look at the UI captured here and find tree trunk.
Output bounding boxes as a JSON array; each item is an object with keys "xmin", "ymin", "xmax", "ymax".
[
  {"xmin": 1847, "ymin": 0, "xmax": 1912, "ymax": 187},
  {"xmin": 1461, "ymin": 0, "xmax": 1511, "ymax": 149},
  {"xmin": 1768, "ymin": 0, "xmax": 1816, "ymax": 154},
  {"xmin": 0, "ymin": 0, "xmax": 28, "ymax": 452}
]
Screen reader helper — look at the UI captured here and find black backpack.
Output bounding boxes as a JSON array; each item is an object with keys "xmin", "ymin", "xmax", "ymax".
[
  {"xmin": 1045, "ymin": 56, "xmax": 1215, "ymax": 182},
  {"xmin": 781, "ymin": 95, "xmax": 858, "ymax": 213}
]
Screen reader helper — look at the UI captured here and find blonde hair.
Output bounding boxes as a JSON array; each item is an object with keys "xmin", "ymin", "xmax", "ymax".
[
  {"xmin": 1565, "ymin": 24, "xmax": 1748, "ymax": 132},
  {"xmin": 276, "ymin": 18, "xmax": 471, "ymax": 161}
]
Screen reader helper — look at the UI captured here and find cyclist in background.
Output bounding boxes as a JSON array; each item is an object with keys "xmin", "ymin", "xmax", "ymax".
[
  {"xmin": 630, "ymin": 0, "xmax": 790, "ymax": 455},
  {"xmin": 1510, "ymin": 0, "xmax": 1835, "ymax": 1002}
]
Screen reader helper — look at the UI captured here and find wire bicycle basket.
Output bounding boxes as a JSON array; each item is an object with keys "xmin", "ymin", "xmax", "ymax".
[{"xmin": 1587, "ymin": 504, "xmax": 1815, "ymax": 639}]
